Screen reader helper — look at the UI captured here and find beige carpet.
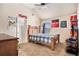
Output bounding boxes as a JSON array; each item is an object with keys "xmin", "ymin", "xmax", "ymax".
[{"xmin": 18, "ymin": 42, "xmax": 74, "ymax": 56}]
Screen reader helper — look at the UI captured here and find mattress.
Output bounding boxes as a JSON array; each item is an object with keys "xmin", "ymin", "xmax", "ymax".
[{"xmin": 29, "ymin": 33, "xmax": 57, "ymax": 43}]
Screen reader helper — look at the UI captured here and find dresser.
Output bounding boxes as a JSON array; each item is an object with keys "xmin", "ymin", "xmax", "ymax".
[{"xmin": 0, "ymin": 33, "xmax": 18, "ymax": 56}]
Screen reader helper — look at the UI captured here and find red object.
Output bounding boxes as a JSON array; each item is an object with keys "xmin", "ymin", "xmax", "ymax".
[
  {"xmin": 70, "ymin": 16, "xmax": 73, "ymax": 20},
  {"xmin": 71, "ymin": 21, "xmax": 77, "ymax": 26},
  {"xmin": 18, "ymin": 14, "xmax": 27, "ymax": 19},
  {"xmin": 70, "ymin": 15, "xmax": 77, "ymax": 21},
  {"xmin": 70, "ymin": 15, "xmax": 77, "ymax": 26},
  {"xmin": 51, "ymin": 20, "xmax": 59, "ymax": 28},
  {"xmin": 74, "ymin": 15, "xmax": 77, "ymax": 19}
]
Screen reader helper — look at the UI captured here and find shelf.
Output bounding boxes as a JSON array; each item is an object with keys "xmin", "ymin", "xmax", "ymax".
[
  {"xmin": 66, "ymin": 46, "xmax": 77, "ymax": 49},
  {"xmin": 66, "ymin": 15, "xmax": 78, "ymax": 55},
  {"xmin": 71, "ymin": 20, "xmax": 77, "ymax": 21},
  {"xmin": 66, "ymin": 48, "xmax": 77, "ymax": 55}
]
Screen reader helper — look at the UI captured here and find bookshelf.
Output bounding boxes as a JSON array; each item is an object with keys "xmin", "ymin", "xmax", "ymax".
[{"xmin": 66, "ymin": 15, "xmax": 78, "ymax": 55}]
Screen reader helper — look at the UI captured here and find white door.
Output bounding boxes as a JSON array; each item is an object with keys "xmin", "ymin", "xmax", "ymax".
[{"xmin": 17, "ymin": 17, "xmax": 27, "ymax": 44}]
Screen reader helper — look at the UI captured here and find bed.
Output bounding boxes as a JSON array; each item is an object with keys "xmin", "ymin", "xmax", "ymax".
[
  {"xmin": 28, "ymin": 33, "xmax": 60, "ymax": 50},
  {"xmin": 27, "ymin": 25, "xmax": 60, "ymax": 50}
]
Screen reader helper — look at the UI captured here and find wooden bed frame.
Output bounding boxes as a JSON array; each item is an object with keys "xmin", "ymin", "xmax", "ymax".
[{"xmin": 27, "ymin": 25, "xmax": 60, "ymax": 50}]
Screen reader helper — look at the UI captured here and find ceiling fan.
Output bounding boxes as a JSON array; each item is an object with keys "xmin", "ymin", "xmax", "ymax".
[
  {"xmin": 35, "ymin": 3, "xmax": 48, "ymax": 6},
  {"xmin": 34, "ymin": 3, "xmax": 49, "ymax": 9}
]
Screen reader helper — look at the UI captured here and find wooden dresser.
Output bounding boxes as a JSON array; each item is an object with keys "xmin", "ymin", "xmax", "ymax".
[{"xmin": 0, "ymin": 33, "xmax": 18, "ymax": 56}]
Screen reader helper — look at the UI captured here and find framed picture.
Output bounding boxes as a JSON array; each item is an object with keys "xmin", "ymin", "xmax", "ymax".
[
  {"xmin": 8, "ymin": 16, "xmax": 17, "ymax": 27},
  {"xmin": 61, "ymin": 21, "xmax": 67, "ymax": 28},
  {"xmin": 51, "ymin": 19, "xmax": 59, "ymax": 28}
]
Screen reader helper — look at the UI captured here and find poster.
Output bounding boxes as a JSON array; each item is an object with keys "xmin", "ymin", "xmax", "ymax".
[
  {"xmin": 61, "ymin": 21, "xmax": 67, "ymax": 28},
  {"xmin": 8, "ymin": 16, "xmax": 17, "ymax": 27},
  {"xmin": 7, "ymin": 16, "xmax": 17, "ymax": 37},
  {"xmin": 51, "ymin": 19, "xmax": 59, "ymax": 28}
]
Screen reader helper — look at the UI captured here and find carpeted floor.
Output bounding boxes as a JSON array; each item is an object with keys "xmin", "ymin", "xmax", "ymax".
[{"xmin": 18, "ymin": 42, "xmax": 74, "ymax": 56}]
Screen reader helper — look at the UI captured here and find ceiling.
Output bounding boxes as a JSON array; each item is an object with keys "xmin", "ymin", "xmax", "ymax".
[{"xmin": 24, "ymin": 3, "xmax": 78, "ymax": 20}]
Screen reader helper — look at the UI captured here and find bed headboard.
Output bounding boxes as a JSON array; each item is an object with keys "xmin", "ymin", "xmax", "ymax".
[{"xmin": 28, "ymin": 25, "xmax": 40, "ymax": 35}]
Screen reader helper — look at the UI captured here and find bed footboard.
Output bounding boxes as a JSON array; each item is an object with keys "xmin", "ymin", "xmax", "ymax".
[
  {"xmin": 50, "ymin": 34, "xmax": 60, "ymax": 50},
  {"xmin": 28, "ymin": 34, "xmax": 60, "ymax": 50}
]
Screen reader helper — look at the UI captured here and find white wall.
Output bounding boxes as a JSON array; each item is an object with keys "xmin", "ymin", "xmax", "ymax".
[
  {"xmin": 59, "ymin": 15, "xmax": 71, "ymax": 42},
  {"xmin": 41, "ymin": 14, "xmax": 77, "ymax": 43},
  {"xmin": 0, "ymin": 4, "xmax": 40, "ymax": 43}
]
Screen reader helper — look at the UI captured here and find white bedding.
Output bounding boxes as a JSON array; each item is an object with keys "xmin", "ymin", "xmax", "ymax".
[{"xmin": 29, "ymin": 33, "xmax": 58, "ymax": 43}]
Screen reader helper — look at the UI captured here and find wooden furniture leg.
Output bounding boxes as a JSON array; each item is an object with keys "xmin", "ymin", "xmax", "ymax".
[
  {"xmin": 51, "ymin": 38, "xmax": 56, "ymax": 50},
  {"xmin": 51, "ymin": 35, "xmax": 59, "ymax": 50},
  {"xmin": 58, "ymin": 39, "xmax": 59, "ymax": 43},
  {"xmin": 58, "ymin": 35, "xmax": 60, "ymax": 43}
]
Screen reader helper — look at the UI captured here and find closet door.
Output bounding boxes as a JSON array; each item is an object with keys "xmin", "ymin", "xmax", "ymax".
[{"xmin": 17, "ymin": 17, "xmax": 27, "ymax": 44}]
